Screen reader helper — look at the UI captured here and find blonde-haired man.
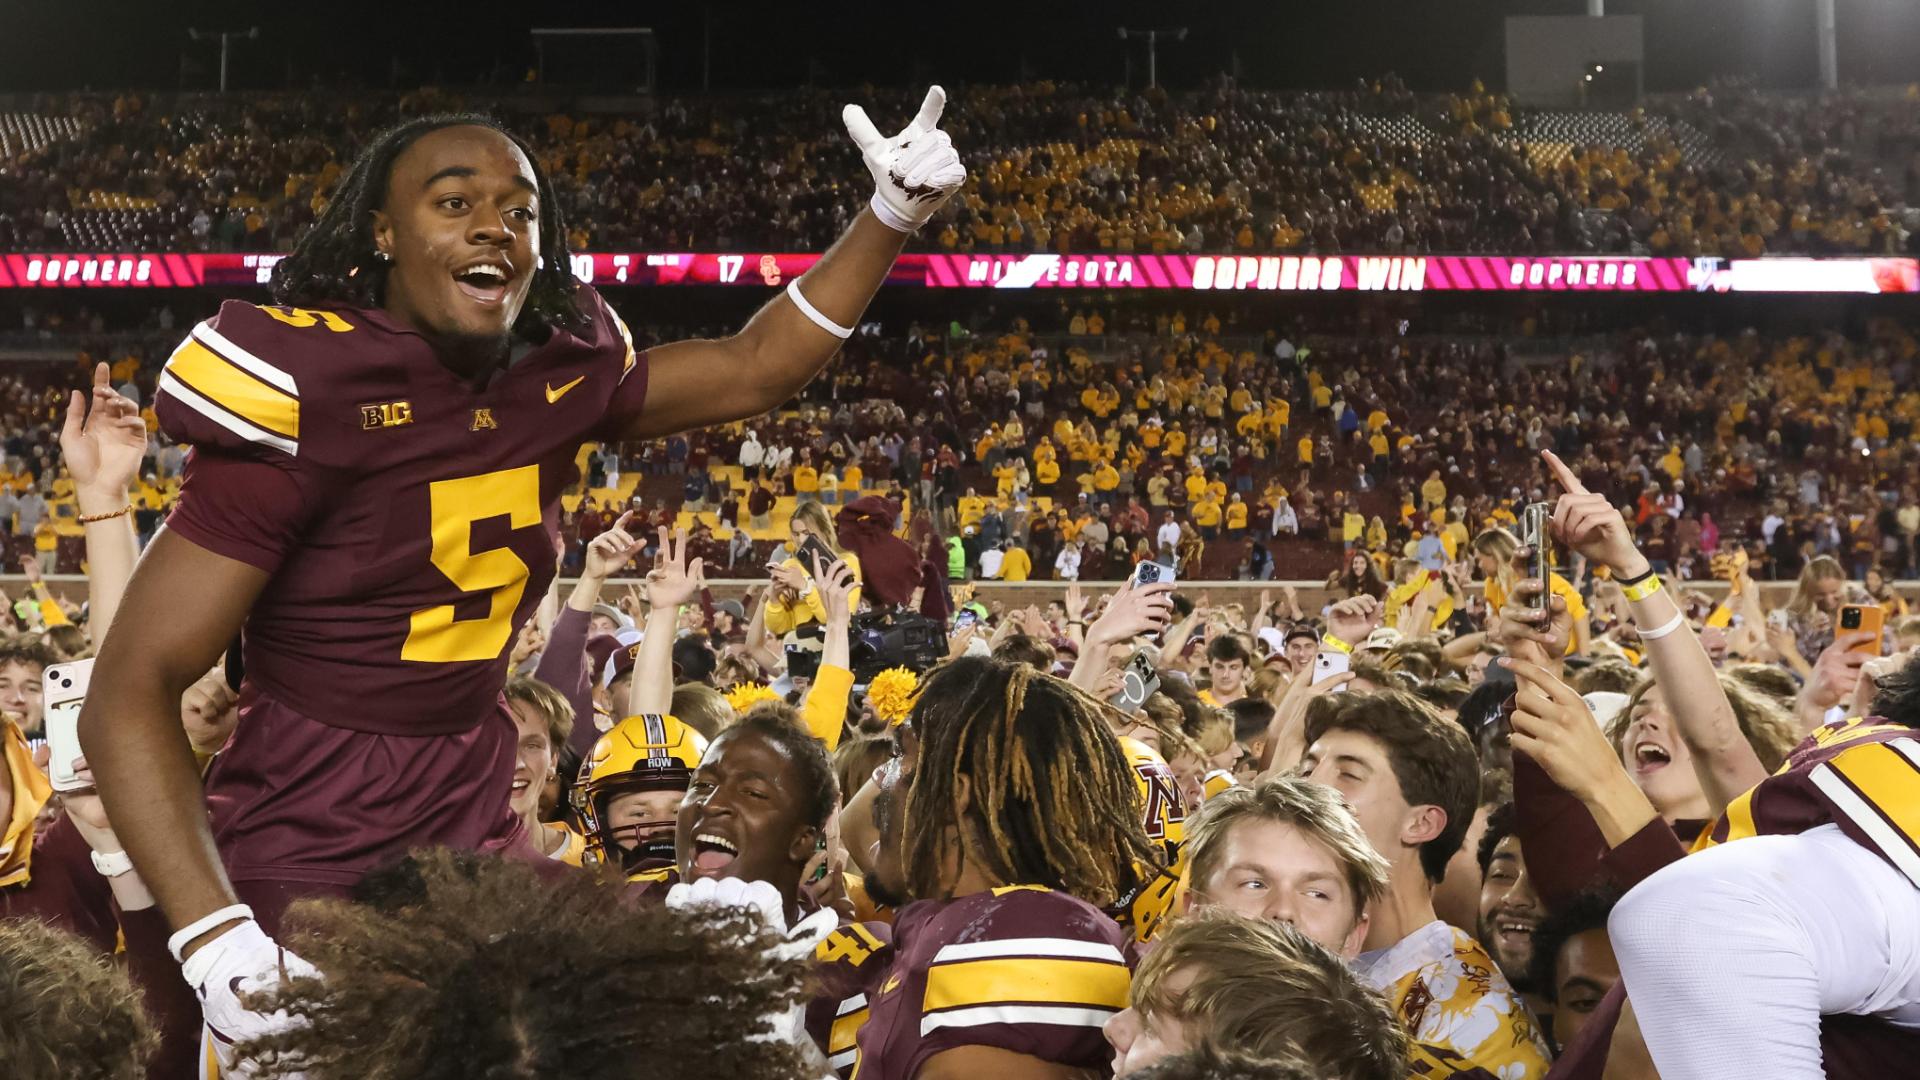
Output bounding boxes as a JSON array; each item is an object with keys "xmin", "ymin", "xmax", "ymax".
[
  {"xmin": 1104, "ymin": 911, "xmax": 1407, "ymax": 1079},
  {"xmin": 1182, "ymin": 775, "xmax": 1388, "ymax": 959}
]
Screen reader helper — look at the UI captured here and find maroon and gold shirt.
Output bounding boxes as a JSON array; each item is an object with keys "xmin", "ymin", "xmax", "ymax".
[
  {"xmin": 848, "ymin": 885, "xmax": 1133, "ymax": 1080},
  {"xmin": 156, "ymin": 294, "xmax": 645, "ymax": 734},
  {"xmin": 1694, "ymin": 716, "xmax": 1920, "ymax": 888}
]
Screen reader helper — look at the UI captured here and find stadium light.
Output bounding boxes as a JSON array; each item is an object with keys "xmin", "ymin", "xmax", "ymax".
[
  {"xmin": 1116, "ymin": 26, "xmax": 1188, "ymax": 90},
  {"xmin": 186, "ymin": 27, "xmax": 259, "ymax": 93}
]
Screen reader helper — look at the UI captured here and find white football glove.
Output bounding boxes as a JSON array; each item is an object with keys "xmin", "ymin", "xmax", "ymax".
[
  {"xmin": 180, "ymin": 919, "xmax": 318, "ymax": 1079},
  {"xmin": 664, "ymin": 875, "xmax": 789, "ymax": 935},
  {"xmin": 843, "ymin": 86, "xmax": 967, "ymax": 234}
]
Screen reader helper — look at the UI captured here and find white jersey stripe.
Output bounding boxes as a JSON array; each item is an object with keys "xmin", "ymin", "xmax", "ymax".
[
  {"xmin": 930, "ymin": 937, "xmax": 1126, "ymax": 965},
  {"xmin": 158, "ymin": 372, "xmax": 298, "ymax": 457},
  {"xmin": 827, "ymin": 1049, "xmax": 857, "ymax": 1071},
  {"xmin": 1810, "ymin": 761, "xmax": 1920, "ymax": 889},
  {"xmin": 920, "ymin": 1004, "xmax": 1116, "ymax": 1037},
  {"xmin": 191, "ymin": 322, "xmax": 300, "ymax": 396},
  {"xmin": 835, "ymin": 993, "xmax": 868, "ymax": 1017}
]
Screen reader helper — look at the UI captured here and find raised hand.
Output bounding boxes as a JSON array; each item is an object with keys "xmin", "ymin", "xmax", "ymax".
[
  {"xmin": 60, "ymin": 361, "xmax": 147, "ymax": 497},
  {"xmin": 645, "ymin": 527, "xmax": 706, "ymax": 610},
  {"xmin": 843, "ymin": 86, "xmax": 968, "ymax": 233},
  {"xmin": 1542, "ymin": 450, "xmax": 1645, "ymax": 576},
  {"xmin": 1325, "ymin": 594, "xmax": 1383, "ymax": 647},
  {"xmin": 1495, "ymin": 579, "xmax": 1572, "ymax": 666},
  {"xmin": 815, "ymin": 557, "xmax": 857, "ymax": 626},
  {"xmin": 1504, "ymin": 657, "xmax": 1638, "ymax": 806},
  {"xmin": 1086, "ymin": 580, "xmax": 1177, "ymax": 648},
  {"xmin": 584, "ymin": 511, "xmax": 647, "ymax": 580}
]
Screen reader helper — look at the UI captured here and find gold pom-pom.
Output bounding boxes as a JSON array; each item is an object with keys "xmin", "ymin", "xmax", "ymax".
[
  {"xmin": 724, "ymin": 682, "xmax": 781, "ymax": 714},
  {"xmin": 866, "ymin": 667, "xmax": 921, "ymax": 726}
]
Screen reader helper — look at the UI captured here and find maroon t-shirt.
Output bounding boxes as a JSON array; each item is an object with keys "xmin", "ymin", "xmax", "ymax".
[{"xmin": 154, "ymin": 293, "xmax": 648, "ymax": 883}]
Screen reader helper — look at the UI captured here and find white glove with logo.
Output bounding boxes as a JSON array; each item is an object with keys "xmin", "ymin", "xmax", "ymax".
[
  {"xmin": 180, "ymin": 919, "xmax": 319, "ymax": 1078},
  {"xmin": 843, "ymin": 85, "xmax": 968, "ymax": 234}
]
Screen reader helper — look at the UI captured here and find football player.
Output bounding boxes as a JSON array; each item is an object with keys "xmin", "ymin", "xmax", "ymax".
[
  {"xmin": 849, "ymin": 656, "xmax": 1161, "ymax": 1080},
  {"xmin": 79, "ymin": 89, "xmax": 964, "ymax": 1071},
  {"xmin": 574, "ymin": 713, "xmax": 708, "ymax": 878},
  {"xmin": 1109, "ymin": 734, "xmax": 1190, "ymax": 943}
]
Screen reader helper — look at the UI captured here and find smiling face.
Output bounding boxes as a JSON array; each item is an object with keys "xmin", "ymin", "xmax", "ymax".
[
  {"xmin": 506, "ymin": 700, "xmax": 554, "ymax": 821},
  {"xmin": 676, "ymin": 728, "xmax": 818, "ymax": 891},
  {"xmin": 1616, "ymin": 685, "xmax": 1710, "ymax": 821},
  {"xmin": 1192, "ymin": 818, "xmax": 1368, "ymax": 958},
  {"xmin": 371, "ymin": 124, "xmax": 540, "ymax": 349},
  {"xmin": 0, "ymin": 660, "xmax": 42, "ymax": 726},
  {"xmin": 1477, "ymin": 834, "xmax": 1540, "ymax": 989}
]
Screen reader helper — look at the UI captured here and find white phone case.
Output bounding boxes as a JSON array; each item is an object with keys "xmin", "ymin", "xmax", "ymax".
[{"xmin": 42, "ymin": 658, "xmax": 94, "ymax": 792}]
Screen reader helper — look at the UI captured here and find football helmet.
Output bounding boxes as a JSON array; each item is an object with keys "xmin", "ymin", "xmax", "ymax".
[
  {"xmin": 573, "ymin": 713, "xmax": 708, "ymax": 873},
  {"xmin": 1107, "ymin": 736, "xmax": 1190, "ymax": 942}
]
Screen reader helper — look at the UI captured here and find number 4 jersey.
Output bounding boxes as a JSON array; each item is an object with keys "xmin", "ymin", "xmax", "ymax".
[{"xmin": 154, "ymin": 292, "xmax": 646, "ymax": 886}]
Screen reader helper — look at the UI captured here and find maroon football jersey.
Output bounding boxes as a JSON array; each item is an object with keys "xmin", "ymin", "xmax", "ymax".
[
  {"xmin": 155, "ymin": 291, "xmax": 646, "ymax": 883},
  {"xmin": 1694, "ymin": 716, "xmax": 1920, "ymax": 887},
  {"xmin": 806, "ymin": 919, "xmax": 896, "ymax": 1077},
  {"xmin": 156, "ymin": 292, "xmax": 646, "ymax": 736},
  {"xmin": 852, "ymin": 886, "xmax": 1133, "ymax": 1080}
]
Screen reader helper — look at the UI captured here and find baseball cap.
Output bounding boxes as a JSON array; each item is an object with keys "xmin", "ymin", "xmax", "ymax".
[
  {"xmin": 1283, "ymin": 625, "xmax": 1320, "ymax": 646},
  {"xmin": 591, "ymin": 603, "xmax": 635, "ymax": 630},
  {"xmin": 714, "ymin": 599, "xmax": 747, "ymax": 621},
  {"xmin": 1361, "ymin": 627, "xmax": 1403, "ymax": 652},
  {"xmin": 1255, "ymin": 626, "xmax": 1286, "ymax": 656},
  {"xmin": 599, "ymin": 628, "xmax": 646, "ymax": 689}
]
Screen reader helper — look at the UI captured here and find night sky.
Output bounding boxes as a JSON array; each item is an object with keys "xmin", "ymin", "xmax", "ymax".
[{"xmin": 4, "ymin": 0, "xmax": 1920, "ymax": 95}]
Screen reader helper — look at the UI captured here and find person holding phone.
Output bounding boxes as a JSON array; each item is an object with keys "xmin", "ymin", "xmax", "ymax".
[{"xmin": 764, "ymin": 501, "xmax": 863, "ymax": 637}]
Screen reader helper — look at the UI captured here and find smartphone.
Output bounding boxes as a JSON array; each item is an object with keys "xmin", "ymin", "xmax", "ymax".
[
  {"xmin": 953, "ymin": 609, "xmax": 980, "ymax": 632},
  {"xmin": 1522, "ymin": 502, "xmax": 1553, "ymax": 612},
  {"xmin": 795, "ymin": 534, "xmax": 836, "ymax": 577},
  {"xmin": 42, "ymin": 658, "xmax": 92, "ymax": 793},
  {"xmin": 1110, "ymin": 651, "xmax": 1162, "ymax": 715},
  {"xmin": 1131, "ymin": 561, "xmax": 1176, "ymax": 589},
  {"xmin": 1767, "ymin": 609, "xmax": 1791, "ymax": 632},
  {"xmin": 1313, "ymin": 649, "xmax": 1350, "ymax": 691},
  {"xmin": 1839, "ymin": 604, "xmax": 1885, "ymax": 656}
]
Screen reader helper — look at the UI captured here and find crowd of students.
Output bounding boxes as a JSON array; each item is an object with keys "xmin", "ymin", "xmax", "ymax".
[
  {"xmin": 2, "ymin": 356, "xmax": 1918, "ymax": 1078},
  {"xmin": 7, "ymin": 76, "xmax": 1920, "ymax": 257}
]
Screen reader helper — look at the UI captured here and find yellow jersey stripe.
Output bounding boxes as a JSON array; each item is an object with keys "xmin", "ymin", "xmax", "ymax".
[
  {"xmin": 193, "ymin": 323, "xmax": 298, "ymax": 395},
  {"xmin": 1818, "ymin": 740, "xmax": 1920, "ymax": 886},
  {"xmin": 1720, "ymin": 788, "xmax": 1758, "ymax": 846},
  {"xmin": 829, "ymin": 1005, "xmax": 868, "ymax": 1054},
  {"xmin": 922, "ymin": 956, "xmax": 1130, "ymax": 1014},
  {"xmin": 165, "ymin": 339, "xmax": 300, "ymax": 438}
]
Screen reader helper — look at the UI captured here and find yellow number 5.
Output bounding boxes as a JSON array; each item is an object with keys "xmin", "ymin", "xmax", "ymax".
[
  {"xmin": 260, "ymin": 305, "xmax": 355, "ymax": 332},
  {"xmin": 403, "ymin": 465, "xmax": 542, "ymax": 663}
]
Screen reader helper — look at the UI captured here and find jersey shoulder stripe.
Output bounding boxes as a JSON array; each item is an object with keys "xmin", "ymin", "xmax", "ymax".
[
  {"xmin": 1810, "ymin": 736, "xmax": 1920, "ymax": 887},
  {"xmin": 158, "ymin": 320, "xmax": 302, "ymax": 455}
]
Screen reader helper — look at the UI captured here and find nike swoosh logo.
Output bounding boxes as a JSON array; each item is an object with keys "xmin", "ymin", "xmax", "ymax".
[{"xmin": 545, "ymin": 375, "xmax": 586, "ymax": 404}]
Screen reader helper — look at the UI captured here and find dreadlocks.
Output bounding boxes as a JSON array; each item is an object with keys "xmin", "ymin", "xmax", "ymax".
[
  {"xmin": 235, "ymin": 849, "xmax": 808, "ymax": 1080},
  {"xmin": 268, "ymin": 113, "xmax": 586, "ymax": 334},
  {"xmin": 903, "ymin": 656, "xmax": 1159, "ymax": 907}
]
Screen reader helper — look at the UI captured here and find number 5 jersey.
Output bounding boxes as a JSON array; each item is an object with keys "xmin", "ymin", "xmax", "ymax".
[{"xmin": 153, "ymin": 291, "xmax": 647, "ymax": 888}]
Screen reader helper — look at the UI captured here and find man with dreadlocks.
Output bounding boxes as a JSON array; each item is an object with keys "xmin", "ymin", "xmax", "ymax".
[
  {"xmin": 78, "ymin": 91, "xmax": 965, "ymax": 1074},
  {"xmin": 836, "ymin": 655, "xmax": 1160, "ymax": 1080}
]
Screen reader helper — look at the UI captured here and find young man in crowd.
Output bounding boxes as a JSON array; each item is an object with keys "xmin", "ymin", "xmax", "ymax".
[
  {"xmin": 1180, "ymin": 775, "xmax": 1388, "ymax": 960},
  {"xmin": 572, "ymin": 713, "xmax": 708, "ymax": 877},
  {"xmin": 1300, "ymin": 690, "xmax": 1550, "ymax": 1078},
  {"xmin": 1525, "ymin": 890, "xmax": 1621, "ymax": 1055},
  {"xmin": 851, "ymin": 656, "xmax": 1160, "ymax": 1079},
  {"xmin": 1200, "ymin": 635, "xmax": 1252, "ymax": 706},
  {"xmin": 1103, "ymin": 912, "xmax": 1408, "ymax": 1079},
  {"xmin": 1476, "ymin": 802, "xmax": 1547, "ymax": 1019}
]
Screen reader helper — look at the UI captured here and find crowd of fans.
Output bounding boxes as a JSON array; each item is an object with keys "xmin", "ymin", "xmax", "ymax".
[
  {"xmin": 7, "ymin": 77, "xmax": 1920, "ymax": 256},
  {"xmin": 3, "ymin": 349, "xmax": 1919, "ymax": 1078}
]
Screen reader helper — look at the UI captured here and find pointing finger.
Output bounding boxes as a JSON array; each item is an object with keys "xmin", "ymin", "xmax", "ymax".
[
  {"xmin": 1542, "ymin": 450, "xmax": 1589, "ymax": 497},
  {"xmin": 842, "ymin": 103, "xmax": 885, "ymax": 152},
  {"xmin": 908, "ymin": 85, "xmax": 947, "ymax": 135}
]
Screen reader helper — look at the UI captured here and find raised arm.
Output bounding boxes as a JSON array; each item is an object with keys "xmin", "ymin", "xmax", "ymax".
[
  {"xmin": 544, "ymin": 512, "xmax": 646, "ymax": 732},
  {"xmin": 619, "ymin": 88, "xmax": 965, "ymax": 439},
  {"xmin": 79, "ymin": 532, "xmax": 266, "ymax": 948},
  {"xmin": 1543, "ymin": 451, "xmax": 1764, "ymax": 815},
  {"xmin": 57, "ymin": 362, "xmax": 147, "ymax": 640},
  {"xmin": 630, "ymin": 527, "xmax": 704, "ymax": 718}
]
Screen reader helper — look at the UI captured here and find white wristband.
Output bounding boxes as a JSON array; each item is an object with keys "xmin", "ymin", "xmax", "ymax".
[
  {"xmin": 1636, "ymin": 612, "xmax": 1688, "ymax": 641},
  {"xmin": 90, "ymin": 848, "xmax": 136, "ymax": 879},
  {"xmin": 168, "ymin": 904, "xmax": 255, "ymax": 963},
  {"xmin": 785, "ymin": 279, "xmax": 854, "ymax": 339}
]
